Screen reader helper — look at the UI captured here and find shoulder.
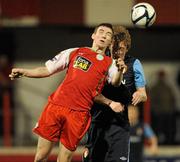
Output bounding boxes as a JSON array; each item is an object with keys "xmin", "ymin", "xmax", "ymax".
[
  {"xmin": 133, "ymin": 59, "xmax": 144, "ymax": 70},
  {"xmin": 134, "ymin": 58, "xmax": 142, "ymax": 64},
  {"xmin": 125, "ymin": 55, "xmax": 136, "ymax": 61},
  {"xmin": 125, "ymin": 55, "xmax": 143, "ymax": 65},
  {"xmin": 61, "ymin": 47, "xmax": 79, "ymax": 54},
  {"xmin": 78, "ymin": 47, "xmax": 93, "ymax": 52},
  {"xmin": 125, "ymin": 55, "xmax": 137, "ymax": 66}
]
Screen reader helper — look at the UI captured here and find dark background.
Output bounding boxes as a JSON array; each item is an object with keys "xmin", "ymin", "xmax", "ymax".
[{"xmin": 0, "ymin": 26, "xmax": 179, "ymax": 62}]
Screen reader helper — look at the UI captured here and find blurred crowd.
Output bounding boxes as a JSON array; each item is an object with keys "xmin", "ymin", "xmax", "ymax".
[
  {"xmin": 0, "ymin": 54, "xmax": 14, "ymax": 145},
  {"xmin": 149, "ymin": 69, "xmax": 177, "ymax": 145}
]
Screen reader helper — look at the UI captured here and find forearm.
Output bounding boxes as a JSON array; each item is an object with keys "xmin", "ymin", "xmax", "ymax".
[
  {"xmin": 22, "ymin": 67, "xmax": 51, "ymax": 78},
  {"xmin": 94, "ymin": 94, "xmax": 125, "ymax": 113},
  {"xmin": 111, "ymin": 70, "xmax": 123, "ymax": 86},
  {"xmin": 9, "ymin": 66, "xmax": 51, "ymax": 79},
  {"xmin": 138, "ymin": 87, "xmax": 147, "ymax": 102},
  {"xmin": 111, "ymin": 58, "xmax": 127, "ymax": 86},
  {"xmin": 132, "ymin": 87, "xmax": 147, "ymax": 105},
  {"xmin": 94, "ymin": 94, "xmax": 112, "ymax": 106}
]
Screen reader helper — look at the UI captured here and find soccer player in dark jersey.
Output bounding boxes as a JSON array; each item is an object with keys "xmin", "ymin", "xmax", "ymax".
[
  {"xmin": 83, "ymin": 25, "xmax": 147, "ymax": 162},
  {"xmin": 9, "ymin": 23, "xmax": 126, "ymax": 162}
]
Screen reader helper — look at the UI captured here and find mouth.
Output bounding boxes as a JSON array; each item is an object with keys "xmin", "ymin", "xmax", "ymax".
[{"xmin": 100, "ymin": 39, "xmax": 105, "ymax": 43}]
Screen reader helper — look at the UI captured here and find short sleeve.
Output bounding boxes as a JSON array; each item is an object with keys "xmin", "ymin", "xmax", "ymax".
[
  {"xmin": 45, "ymin": 48, "xmax": 78, "ymax": 74},
  {"xmin": 133, "ymin": 59, "xmax": 146, "ymax": 88},
  {"xmin": 144, "ymin": 123, "xmax": 155, "ymax": 138}
]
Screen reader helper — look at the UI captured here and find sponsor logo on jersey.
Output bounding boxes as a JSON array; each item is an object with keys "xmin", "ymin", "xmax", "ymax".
[
  {"xmin": 119, "ymin": 156, "xmax": 127, "ymax": 161},
  {"xmin": 73, "ymin": 56, "xmax": 92, "ymax": 71},
  {"xmin": 122, "ymin": 79, "xmax": 126, "ymax": 84}
]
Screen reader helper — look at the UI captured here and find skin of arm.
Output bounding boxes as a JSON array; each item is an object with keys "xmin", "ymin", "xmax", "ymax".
[
  {"xmin": 94, "ymin": 93, "xmax": 124, "ymax": 113},
  {"xmin": 94, "ymin": 58, "xmax": 127, "ymax": 112},
  {"xmin": 111, "ymin": 70, "xmax": 123, "ymax": 86},
  {"xmin": 132, "ymin": 59, "xmax": 147, "ymax": 105},
  {"xmin": 144, "ymin": 124, "xmax": 158, "ymax": 155},
  {"xmin": 110, "ymin": 58, "xmax": 127, "ymax": 86},
  {"xmin": 132, "ymin": 87, "xmax": 147, "ymax": 106},
  {"xmin": 147, "ymin": 135, "xmax": 158, "ymax": 155},
  {"xmin": 9, "ymin": 48, "xmax": 77, "ymax": 80},
  {"xmin": 9, "ymin": 66, "xmax": 51, "ymax": 80}
]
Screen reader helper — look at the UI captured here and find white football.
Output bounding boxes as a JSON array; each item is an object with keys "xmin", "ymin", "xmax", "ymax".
[{"xmin": 131, "ymin": 2, "xmax": 156, "ymax": 28}]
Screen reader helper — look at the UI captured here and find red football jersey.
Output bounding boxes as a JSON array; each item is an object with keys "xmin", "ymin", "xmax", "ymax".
[{"xmin": 46, "ymin": 47, "xmax": 114, "ymax": 111}]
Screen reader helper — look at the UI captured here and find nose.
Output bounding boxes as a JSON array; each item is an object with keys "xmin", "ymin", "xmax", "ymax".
[{"xmin": 102, "ymin": 33, "xmax": 106, "ymax": 38}]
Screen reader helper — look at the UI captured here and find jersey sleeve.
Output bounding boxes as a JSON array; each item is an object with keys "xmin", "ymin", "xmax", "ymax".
[
  {"xmin": 107, "ymin": 59, "xmax": 118, "ymax": 83},
  {"xmin": 45, "ymin": 48, "xmax": 78, "ymax": 74},
  {"xmin": 133, "ymin": 59, "xmax": 146, "ymax": 88},
  {"xmin": 144, "ymin": 123, "xmax": 155, "ymax": 138}
]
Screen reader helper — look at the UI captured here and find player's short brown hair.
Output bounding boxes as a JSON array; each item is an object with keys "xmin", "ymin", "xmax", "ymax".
[{"xmin": 94, "ymin": 23, "xmax": 114, "ymax": 35}]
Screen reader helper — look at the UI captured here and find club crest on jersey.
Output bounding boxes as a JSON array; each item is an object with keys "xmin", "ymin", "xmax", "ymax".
[
  {"xmin": 96, "ymin": 54, "xmax": 104, "ymax": 61},
  {"xmin": 73, "ymin": 56, "xmax": 91, "ymax": 71}
]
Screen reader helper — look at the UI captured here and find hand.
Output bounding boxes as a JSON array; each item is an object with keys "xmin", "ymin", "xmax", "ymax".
[
  {"xmin": 132, "ymin": 91, "xmax": 143, "ymax": 106},
  {"xmin": 9, "ymin": 68, "xmax": 24, "ymax": 80},
  {"xmin": 115, "ymin": 58, "xmax": 127, "ymax": 74},
  {"xmin": 132, "ymin": 88, "xmax": 147, "ymax": 105},
  {"xmin": 109, "ymin": 101, "xmax": 124, "ymax": 113}
]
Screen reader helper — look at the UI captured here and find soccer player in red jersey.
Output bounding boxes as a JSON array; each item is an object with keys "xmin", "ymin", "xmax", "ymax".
[{"xmin": 9, "ymin": 23, "xmax": 126, "ymax": 162}]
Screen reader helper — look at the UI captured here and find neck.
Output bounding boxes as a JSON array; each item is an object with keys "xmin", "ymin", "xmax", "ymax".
[{"xmin": 91, "ymin": 47, "xmax": 105, "ymax": 55}]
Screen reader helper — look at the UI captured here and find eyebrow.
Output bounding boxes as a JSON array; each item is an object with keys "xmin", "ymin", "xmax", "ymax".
[
  {"xmin": 98, "ymin": 28, "xmax": 113, "ymax": 37},
  {"xmin": 99, "ymin": 28, "xmax": 112, "ymax": 33},
  {"xmin": 107, "ymin": 32, "xmax": 113, "ymax": 35}
]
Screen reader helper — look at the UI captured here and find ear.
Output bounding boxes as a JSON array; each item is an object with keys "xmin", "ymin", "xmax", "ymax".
[{"xmin": 91, "ymin": 33, "xmax": 95, "ymax": 40}]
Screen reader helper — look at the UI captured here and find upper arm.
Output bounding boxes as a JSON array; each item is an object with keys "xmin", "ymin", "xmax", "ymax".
[
  {"xmin": 133, "ymin": 59, "xmax": 146, "ymax": 88},
  {"xmin": 45, "ymin": 48, "xmax": 78, "ymax": 74}
]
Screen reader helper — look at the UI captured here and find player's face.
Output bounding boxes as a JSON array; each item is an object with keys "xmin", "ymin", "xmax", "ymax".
[
  {"xmin": 92, "ymin": 26, "xmax": 113, "ymax": 50},
  {"xmin": 115, "ymin": 41, "xmax": 128, "ymax": 60}
]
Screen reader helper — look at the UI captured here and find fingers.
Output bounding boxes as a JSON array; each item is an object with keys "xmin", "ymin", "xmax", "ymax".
[
  {"xmin": 9, "ymin": 72, "xmax": 23, "ymax": 80},
  {"xmin": 9, "ymin": 74, "xmax": 15, "ymax": 80},
  {"xmin": 132, "ymin": 96, "xmax": 138, "ymax": 106},
  {"xmin": 116, "ymin": 58, "xmax": 127, "ymax": 73},
  {"xmin": 110, "ymin": 101, "xmax": 125, "ymax": 113},
  {"xmin": 122, "ymin": 65, "xmax": 127, "ymax": 74},
  {"xmin": 132, "ymin": 92, "xmax": 142, "ymax": 106},
  {"xmin": 132, "ymin": 97, "xmax": 139, "ymax": 106},
  {"xmin": 9, "ymin": 69, "xmax": 24, "ymax": 80}
]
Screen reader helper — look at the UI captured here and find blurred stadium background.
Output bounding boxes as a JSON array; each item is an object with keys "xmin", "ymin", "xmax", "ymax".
[{"xmin": 0, "ymin": 0, "xmax": 180, "ymax": 162}]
